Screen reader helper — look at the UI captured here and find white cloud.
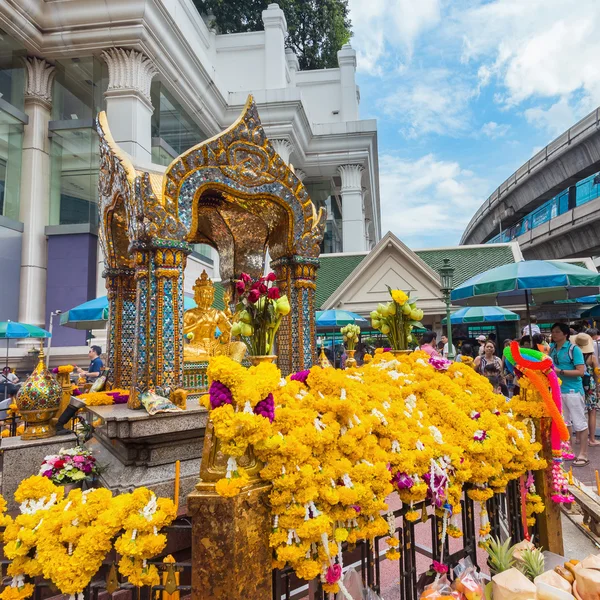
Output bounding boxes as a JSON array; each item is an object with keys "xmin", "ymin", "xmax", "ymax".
[
  {"xmin": 348, "ymin": 0, "xmax": 441, "ymax": 73},
  {"xmin": 458, "ymin": 0, "xmax": 600, "ymax": 131},
  {"xmin": 481, "ymin": 121, "xmax": 510, "ymax": 139},
  {"xmin": 524, "ymin": 98, "xmax": 577, "ymax": 137},
  {"xmin": 379, "ymin": 153, "xmax": 491, "ymax": 248},
  {"xmin": 380, "ymin": 69, "xmax": 475, "ymax": 138}
]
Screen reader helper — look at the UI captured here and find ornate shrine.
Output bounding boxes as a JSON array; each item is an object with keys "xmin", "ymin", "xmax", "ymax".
[{"xmin": 97, "ymin": 97, "xmax": 325, "ymax": 404}]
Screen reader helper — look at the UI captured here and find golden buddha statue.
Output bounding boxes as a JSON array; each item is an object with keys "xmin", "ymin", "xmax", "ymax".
[{"xmin": 184, "ymin": 270, "xmax": 247, "ymax": 363}]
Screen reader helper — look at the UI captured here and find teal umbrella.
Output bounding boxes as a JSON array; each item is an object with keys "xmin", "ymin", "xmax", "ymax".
[
  {"xmin": 451, "ymin": 260, "xmax": 600, "ymax": 306},
  {"xmin": 316, "ymin": 310, "xmax": 369, "ymax": 328},
  {"xmin": 451, "ymin": 260, "xmax": 600, "ymax": 336},
  {"xmin": 0, "ymin": 321, "xmax": 51, "ymax": 396},
  {"xmin": 61, "ymin": 295, "xmax": 197, "ymax": 330},
  {"xmin": 581, "ymin": 305, "xmax": 600, "ymax": 318},
  {"xmin": 441, "ymin": 306, "xmax": 520, "ymax": 324}
]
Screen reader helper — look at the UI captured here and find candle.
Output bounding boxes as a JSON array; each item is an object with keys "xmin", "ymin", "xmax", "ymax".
[{"xmin": 174, "ymin": 460, "xmax": 180, "ymax": 509}]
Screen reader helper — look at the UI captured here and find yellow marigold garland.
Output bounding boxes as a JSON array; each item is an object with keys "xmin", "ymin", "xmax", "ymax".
[
  {"xmin": 0, "ymin": 477, "xmax": 176, "ymax": 599},
  {"xmin": 204, "ymin": 351, "xmax": 546, "ymax": 586}
]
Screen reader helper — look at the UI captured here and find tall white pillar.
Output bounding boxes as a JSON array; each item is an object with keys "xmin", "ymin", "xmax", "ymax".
[
  {"xmin": 271, "ymin": 138, "xmax": 294, "ymax": 164},
  {"xmin": 101, "ymin": 49, "xmax": 158, "ymax": 163},
  {"xmin": 338, "ymin": 164, "xmax": 365, "ymax": 253},
  {"xmin": 18, "ymin": 57, "xmax": 56, "ymax": 329},
  {"xmin": 337, "ymin": 44, "xmax": 359, "ymax": 122},
  {"xmin": 262, "ymin": 4, "xmax": 288, "ymax": 89}
]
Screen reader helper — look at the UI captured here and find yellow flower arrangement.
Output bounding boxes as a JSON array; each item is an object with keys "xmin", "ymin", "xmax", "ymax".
[
  {"xmin": 57, "ymin": 365, "xmax": 75, "ymax": 374},
  {"xmin": 205, "ymin": 351, "xmax": 546, "ymax": 586},
  {"xmin": 78, "ymin": 391, "xmax": 114, "ymax": 406},
  {"xmin": 0, "ymin": 476, "xmax": 176, "ymax": 598}
]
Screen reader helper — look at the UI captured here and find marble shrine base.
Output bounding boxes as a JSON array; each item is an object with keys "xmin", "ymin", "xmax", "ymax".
[
  {"xmin": 1, "ymin": 432, "xmax": 78, "ymax": 510},
  {"xmin": 86, "ymin": 399, "xmax": 208, "ymax": 508}
]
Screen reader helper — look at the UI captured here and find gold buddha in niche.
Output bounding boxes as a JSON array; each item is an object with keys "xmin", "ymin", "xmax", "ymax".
[{"xmin": 183, "ymin": 270, "xmax": 247, "ymax": 363}]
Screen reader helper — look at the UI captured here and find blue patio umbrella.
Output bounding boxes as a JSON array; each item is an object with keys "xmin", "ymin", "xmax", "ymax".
[
  {"xmin": 61, "ymin": 295, "xmax": 197, "ymax": 330},
  {"xmin": 316, "ymin": 310, "xmax": 369, "ymax": 328},
  {"xmin": 441, "ymin": 306, "xmax": 520, "ymax": 324}
]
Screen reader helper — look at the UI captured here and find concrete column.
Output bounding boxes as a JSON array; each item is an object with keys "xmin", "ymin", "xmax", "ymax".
[
  {"xmin": 18, "ymin": 57, "xmax": 56, "ymax": 330},
  {"xmin": 101, "ymin": 49, "xmax": 158, "ymax": 163},
  {"xmin": 338, "ymin": 164, "xmax": 365, "ymax": 252},
  {"xmin": 262, "ymin": 4, "xmax": 288, "ymax": 89},
  {"xmin": 271, "ymin": 138, "xmax": 294, "ymax": 164},
  {"xmin": 337, "ymin": 44, "xmax": 359, "ymax": 121}
]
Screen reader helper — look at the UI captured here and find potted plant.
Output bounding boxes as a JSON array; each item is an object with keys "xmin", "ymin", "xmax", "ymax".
[
  {"xmin": 39, "ymin": 446, "xmax": 100, "ymax": 492},
  {"xmin": 231, "ymin": 272, "xmax": 291, "ymax": 364}
]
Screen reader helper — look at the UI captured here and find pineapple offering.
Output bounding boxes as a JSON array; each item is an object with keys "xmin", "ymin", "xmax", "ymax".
[{"xmin": 483, "ymin": 535, "xmax": 600, "ymax": 600}]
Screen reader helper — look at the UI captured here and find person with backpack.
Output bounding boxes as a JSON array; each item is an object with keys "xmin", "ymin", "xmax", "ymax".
[{"xmin": 550, "ymin": 323, "xmax": 588, "ymax": 467}]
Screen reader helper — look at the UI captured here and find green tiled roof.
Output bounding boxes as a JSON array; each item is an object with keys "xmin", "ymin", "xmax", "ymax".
[
  {"xmin": 415, "ymin": 245, "xmax": 517, "ymax": 287},
  {"xmin": 316, "ymin": 254, "xmax": 366, "ymax": 308}
]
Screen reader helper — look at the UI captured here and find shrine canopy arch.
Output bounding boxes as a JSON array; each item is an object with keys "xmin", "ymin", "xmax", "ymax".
[{"xmin": 162, "ymin": 96, "xmax": 324, "ymax": 284}]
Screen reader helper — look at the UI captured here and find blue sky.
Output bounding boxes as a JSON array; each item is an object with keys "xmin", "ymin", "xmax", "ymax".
[{"xmin": 347, "ymin": 0, "xmax": 600, "ymax": 248}]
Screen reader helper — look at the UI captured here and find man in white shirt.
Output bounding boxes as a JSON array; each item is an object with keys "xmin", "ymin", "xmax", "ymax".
[
  {"xmin": 441, "ymin": 335, "xmax": 456, "ymax": 359},
  {"xmin": 522, "ymin": 316, "xmax": 541, "ymax": 337}
]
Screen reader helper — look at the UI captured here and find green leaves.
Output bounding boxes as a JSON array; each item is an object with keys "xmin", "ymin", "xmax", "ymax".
[{"xmin": 193, "ymin": 0, "xmax": 351, "ymax": 70}]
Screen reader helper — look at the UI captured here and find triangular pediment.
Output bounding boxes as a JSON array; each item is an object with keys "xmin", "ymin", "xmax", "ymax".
[
  {"xmin": 368, "ymin": 267, "xmax": 416, "ymax": 294},
  {"xmin": 323, "ymin": 232, "xmax": 446, "ymax": 314}
]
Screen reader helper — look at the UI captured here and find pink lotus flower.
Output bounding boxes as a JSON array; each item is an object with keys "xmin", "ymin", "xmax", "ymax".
[
  {"xmin": 248, "ymin": 289, "xmax": 260, "ymax": 304},
  {"xmin": 266, "ymin": 272, "xmax": 277, "ymax": 282},
  {"xmin": 240, "ymin": 273, "xmax": 252, "ymax": 283},
  {"xmin": 235, "ymin": 281, "xmax": 246, "ymax": 295}
]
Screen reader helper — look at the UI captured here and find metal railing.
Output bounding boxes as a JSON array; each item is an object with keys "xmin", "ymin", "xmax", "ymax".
[
  {"xmin": 273, "ymin": 481, "xmax": 526, "ymax": 600},
  {"xmin": 2, "ymin": 482, "xmax": 526, "ymax": 599}
]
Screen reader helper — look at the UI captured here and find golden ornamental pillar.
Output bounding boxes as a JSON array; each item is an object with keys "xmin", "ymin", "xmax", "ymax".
[
  {"xmin": 130, "ymin": 241, "xmax": 190, "ymax": 408},
  {"xmin": 272, "ymin": 255, "xmax": 319, "ymax": 375},
  {"xmin": 104, "ymin": 267, "xmax": 136, "ymax": 389},
  {"xmin": 187, "ymin": 426, "xmax": 272, "ymax": 600}
]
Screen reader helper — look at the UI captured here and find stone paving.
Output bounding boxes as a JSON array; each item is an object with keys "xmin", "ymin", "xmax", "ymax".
[{"xmin": 567, "ymin": 434, "xmax": 600, "ymax": 488}]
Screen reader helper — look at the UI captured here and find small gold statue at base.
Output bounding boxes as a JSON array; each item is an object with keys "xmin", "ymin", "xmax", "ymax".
[{"xmin": 184, "ymin": 270, "xmax": 246, "ymax": 363}]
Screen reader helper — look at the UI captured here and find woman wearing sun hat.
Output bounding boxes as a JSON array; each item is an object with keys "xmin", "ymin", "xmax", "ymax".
[{"xmin": 574, "ymin": 332, "xmax": 600, "ymax": 447}]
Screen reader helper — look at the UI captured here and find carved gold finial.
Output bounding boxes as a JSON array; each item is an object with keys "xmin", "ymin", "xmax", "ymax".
[{"xmin": 194, "ymin": 270, "xmax": 213, "ymax": 289}]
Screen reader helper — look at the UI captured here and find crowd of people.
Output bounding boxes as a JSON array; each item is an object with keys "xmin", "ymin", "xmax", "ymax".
[{"xmin": 419, "ymin": 320, "xmax": 600, "ymax": 468}]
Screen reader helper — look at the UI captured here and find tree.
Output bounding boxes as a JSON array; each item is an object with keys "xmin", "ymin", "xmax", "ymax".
[{"xmin": 194, "ymin": 0, "xmax": 352, "ymax": 70}]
